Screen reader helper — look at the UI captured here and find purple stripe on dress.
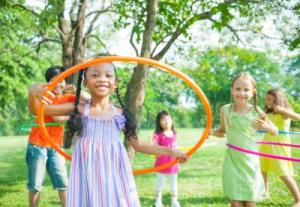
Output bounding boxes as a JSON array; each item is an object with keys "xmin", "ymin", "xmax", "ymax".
[{"xmin": 66, "ymin": 103, "xmax": 139, "ymax": 207}]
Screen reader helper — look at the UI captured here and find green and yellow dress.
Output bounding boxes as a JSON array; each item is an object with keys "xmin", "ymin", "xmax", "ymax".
[
  {"xmin": 222, "ymin": 104, "xmax": 265, "ymax": 201},
  {"xmin": 260, "ymin": 113, "xmax": 293, "ymax": 176}
]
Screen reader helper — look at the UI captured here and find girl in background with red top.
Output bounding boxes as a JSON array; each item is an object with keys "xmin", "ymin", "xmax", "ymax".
[{"xmin": 153, "ymin": 111, "xmax": 180, "ymax": 207}]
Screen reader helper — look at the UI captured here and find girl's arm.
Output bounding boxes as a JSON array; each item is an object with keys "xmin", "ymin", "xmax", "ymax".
[
  {"xmin": 43, "ymin": 102, "xmax": 75, "ymax": 116},
  {"xmin": 129, "ymin": 138, "xmax": 188, "ymax": 162},
  {"xmin": 52, "ymin": 116, "xmax": 70, "ymax": 122},
  {"xmin": 148, "ymin": 133, "xmax": 155, "ymax": 144},
  {"xmin": 252, "ymin": 117, "xmax": 278, "ymax": 136},
  {"xmin": 274, "ymin": 106, "xmax": 300, "ymax": 121},
  {"xmin": 212, "ymin": 106, "xmax": 226, "ymax": 138}
]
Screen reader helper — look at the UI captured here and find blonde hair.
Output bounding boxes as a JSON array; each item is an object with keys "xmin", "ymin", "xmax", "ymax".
[
  {"xmin": 265, "ymin": 88, "xmax": 291, "ymax": 113},
  {"xmin": 228, "ymin": 72, "xmax": 264, "ymax": 127}
]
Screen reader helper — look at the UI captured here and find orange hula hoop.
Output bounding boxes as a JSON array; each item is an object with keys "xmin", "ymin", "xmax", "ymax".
[{"xmin": 37, "ymin": 56, "xmax": 212, "ymax": 175}]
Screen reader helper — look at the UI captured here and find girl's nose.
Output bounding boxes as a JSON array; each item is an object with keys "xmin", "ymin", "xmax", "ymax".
[{"xmin": 96, "ymin": 76, "xmax": 107, "ymax": 82}]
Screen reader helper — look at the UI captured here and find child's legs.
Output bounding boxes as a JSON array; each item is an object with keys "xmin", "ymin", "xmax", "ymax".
[
  {"xmin": 168, "ymin": 174, "xmax": 178, "ymax": 199},
  {"xmin": 245, "ymin": 201, "xmax": 255, "ymax": 207},
  {"xmin": 58, "ymin": 191, "xmax": 66, "ymax": 207},
  {"xmin": 230, "ymin": 200, "xmax": 245, "ymax": 207},
  {"xmin": 262, "ymin": 171, "xmax": 268, "ymax": 193},
  {"xmin": 26, "ymin": 143, "xmax": 47, "ymax": 207},
  {"xmin": 29, "ymin": 192, "xmax": 41, "ymax": 207},
  {"xmin": 156, "ymin": 173, "xmax": 165, "ymax": 199},
  {"xmin": 280, "ymin": 176, "xmax": 300, "ymax": 202},
  {"xmin": 46, "ymin": 148, "xmax": 68, "ymax": 207}
]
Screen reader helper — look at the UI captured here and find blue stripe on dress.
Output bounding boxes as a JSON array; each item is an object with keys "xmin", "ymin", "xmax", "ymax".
[{"xmin": 66, "ymin": 101, "xmax": 140, "ymax": 207}]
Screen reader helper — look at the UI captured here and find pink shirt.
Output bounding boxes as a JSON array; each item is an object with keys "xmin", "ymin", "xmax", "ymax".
[{"xmin": 153, "ymin": 132, "xmax": 179, "ymax": 174}]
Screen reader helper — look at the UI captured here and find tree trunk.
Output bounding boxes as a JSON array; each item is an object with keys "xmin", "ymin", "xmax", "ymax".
[
  {"xmin": 73, "ymin": 0, "xmax": 87, "ymax": 65},
  {"xmin": 62, "ymin": 34, "xmax": 73, "ymax": 71},
  {"xmin": 58, "ymin": 0, "xmax": 87, "ymax": 84},
  {"xmin": 124, "ymin": 0, "xmax": 158, "ymax": 162}
]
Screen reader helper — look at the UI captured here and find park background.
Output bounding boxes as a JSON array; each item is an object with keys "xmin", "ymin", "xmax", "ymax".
[{"xmin": 1, "ymin": 0, "xmax": 300, "ymax": 206}]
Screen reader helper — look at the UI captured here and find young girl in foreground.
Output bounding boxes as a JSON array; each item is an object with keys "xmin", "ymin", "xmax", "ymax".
[
  {"xmin": 35, "ymin": 62, "xmax": 188, "ymax": 207},
  {"xmin": 213, "ymin": 72, "xmax": 278, "ymax": 207}
]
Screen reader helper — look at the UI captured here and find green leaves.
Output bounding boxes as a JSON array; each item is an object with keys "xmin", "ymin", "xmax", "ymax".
[
  {"xmin": 0, "ymin": 5, "xmax": 59, "ymax": 135},
  {"xmin": 183, "ymin": 46, "xmax": 283, "ymax": 124}
]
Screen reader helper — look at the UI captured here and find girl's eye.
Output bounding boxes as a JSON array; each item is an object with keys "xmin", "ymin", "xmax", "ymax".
[
  {"xmin": 106, "ymin": 74, "xmax": 113, "ymax": 78},
  {"xmin": 91, "ymin": 74, "xmax": 98, "ymax": 78}
]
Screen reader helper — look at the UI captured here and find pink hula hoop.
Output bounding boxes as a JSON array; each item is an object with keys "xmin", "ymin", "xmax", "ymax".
[
  {"xmin": 227, "ymin": 143, "xmax": 300, "ymax": 162},
  {"xmin": 257, "ymin": 141, "xmax": 300, "ymax": 149}
]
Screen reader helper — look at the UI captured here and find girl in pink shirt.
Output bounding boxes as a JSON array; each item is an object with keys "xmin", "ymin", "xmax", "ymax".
[{"xmin": 153, "ymin": 111, "xmax": 180, "ymax": 207}]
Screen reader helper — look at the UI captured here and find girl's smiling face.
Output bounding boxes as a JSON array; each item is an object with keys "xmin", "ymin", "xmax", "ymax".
[
  {"xmin": 231, "ymin": 77, "xmax": 254, "ymax": 105},
  {"xmin": 84, "ymin": 63, "xmax": 117, "ymax": 98}
]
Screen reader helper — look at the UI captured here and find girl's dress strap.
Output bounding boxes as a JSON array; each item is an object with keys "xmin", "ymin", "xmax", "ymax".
[
  {"xmin": 112, "ymin": 105, "xmax": 121, "ymax": 116},
  {"xmin": 83, "ymin": 100, "xmax": 91, "ymax": 116}
]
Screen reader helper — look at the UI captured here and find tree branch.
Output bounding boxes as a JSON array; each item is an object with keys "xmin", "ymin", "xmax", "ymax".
[
  {"xmin": 208, "ymin": 17, "xmax": 245, "ymax": 45},
  {"xmin": 130, "ymin": 27, "xmax": 139, "ymax": 56},
  {"xmin": 36, "ymin": 37, "xmax": 61, "ymax": 53},
  {"xmin": 69, "ymin": 0, "xmax": 78, "ymax": 28},
  {"xmin": 72, "ymin": 0, "xmax": 87, "ymax": 64},
  {"xmin": 90, "ymin": 34, "xmax": 110, "ymax": 54},
  {"xmin": 12, "ymin": 3, "xmax": 65, "ymax": 38},
  {"xmin": 247, "ymin": 28, "xmax": 282, "ymax": 40},
  {"xmin": 11, "ymin": 4, "xmax": 39, "ymax": 17},
  {"xmin": 152, "ymin": 9, "xmax": 213, "ymax": 60},
  {"xmin": 85, "ymin": 7, "xmax": 114, "ymax": 18},
  {"xmin": 58, "ymin": 9, "xmax": 69, "ymax": 40},
  {"xmin": 150, "ymin": 32, "xmax": 172, "ymax": 57},
  {"xmin": 83, "ymin": 6, "xmax": 114, "ymax": 44},
  {"xmin": 153, "ymin": 0, "xmax": 240, "ymax": 60}
]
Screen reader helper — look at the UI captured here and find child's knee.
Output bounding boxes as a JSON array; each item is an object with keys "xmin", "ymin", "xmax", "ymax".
[
  {"xmin": 26, "ymin": 144, "xmax": 47, "ymax": 192},
  {"xmin": 47, "ymin": 150, "xmax": 68, "ymax": 191}
]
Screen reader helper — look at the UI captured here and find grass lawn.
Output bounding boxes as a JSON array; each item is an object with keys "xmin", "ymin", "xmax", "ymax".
[{"xmin": 1, "ymin": 128, "xmax": 300, "ymax": 206}]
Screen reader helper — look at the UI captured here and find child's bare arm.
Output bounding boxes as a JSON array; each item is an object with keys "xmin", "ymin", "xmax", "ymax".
[
  {"xmin": 43, "ymin": 103, "xmax": 75, "ymax": 116},
  {"xmin": 148, "ymin": 133, "xmax": 155, "ymax": 144},
  {"xmin": 52, "ymin": 116, "xmax": 70, "ymax": 122},
  {"xmin": 129, "ymin": 138, "xmax": 188, "ymax": 163},
  {"xmin": 274, "ymin": 106, "xmax": 300, "ymax": 121},
  {"xmin": 212, "ymin": 106, "xmax": 226, "ymax": 138}
]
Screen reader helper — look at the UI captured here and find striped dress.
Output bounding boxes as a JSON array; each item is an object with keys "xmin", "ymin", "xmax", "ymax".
[{"xmin": 66, "ymin": 101, "xmax": 140, "ymax": 207}]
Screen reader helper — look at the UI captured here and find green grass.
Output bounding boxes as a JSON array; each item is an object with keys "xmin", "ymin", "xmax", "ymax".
[{"xmin": 1, "ymin": 129, "xmax": 300, "ymax": 206}]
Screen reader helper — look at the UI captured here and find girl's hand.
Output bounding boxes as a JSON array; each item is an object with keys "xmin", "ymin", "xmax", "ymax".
[
  {"xmin": 212, "ymin": 128, "xmax": 225, "ymax": 138},
  {"xmin": 207, "ymin": 129, "xmax": 213, "ymax": 139},
  {"xmin": 252, "ymin": 118, "xmax": 269, "ymax": 131},
  {"xmin": 252, "ymin": 118, "xmax": 278, "ymax": 135},
  {"xmin": 172, "ymin": 149, "xmax": 189, "ymax": 163}
]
